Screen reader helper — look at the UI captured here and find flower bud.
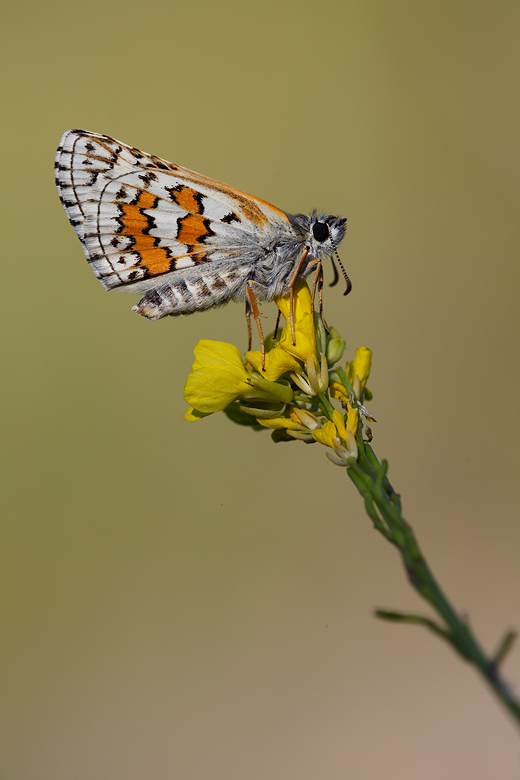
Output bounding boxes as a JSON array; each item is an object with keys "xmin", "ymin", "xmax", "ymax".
[{"xmin": 326, "ymin": 337, "xmax": 346, "ymax": 366}]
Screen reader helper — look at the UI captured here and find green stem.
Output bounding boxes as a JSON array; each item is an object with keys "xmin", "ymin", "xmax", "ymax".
[
  {"xmin": 317, "ymin": 392, "xmax": 335, "ymax": 421},
  {"xmin": 375, "ymin": 609, "xmax": 453, "ymax": 642},
  {"xmin": 336, "ymin": 366, "xmax": 356, "ymax": 398},
  {"xmin": 348, "ymin": 451, "xmax": 520, "ymax": 727}
]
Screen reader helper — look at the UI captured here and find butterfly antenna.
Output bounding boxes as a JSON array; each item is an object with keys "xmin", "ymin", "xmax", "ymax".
[
  {"xmin": 328, "ymin": 256, "xmax": 340, "ymax": 287},
  {"xmin": 331, "ymin": 240, "xmax": 352, "ymax": 296}
]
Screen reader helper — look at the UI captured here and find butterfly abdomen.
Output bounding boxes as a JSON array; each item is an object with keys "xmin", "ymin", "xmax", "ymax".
[{"xmin": 132, "ymin": 264, "xmax": 253, "ymax": 320}]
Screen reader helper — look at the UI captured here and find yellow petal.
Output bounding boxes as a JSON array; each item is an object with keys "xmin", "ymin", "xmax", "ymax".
[
  {"xmin": 330, "ymin": 382, "xmax": 350, "ymax": 405},
  {"xmin": 185, "ymin": 340, "xmax": 261, "ymax": 414},
  {"xmin": 290, "ymin": 407, "xmax": 319, "ymax": 429},
  {"xmin": 312, "ymin": 420, "xmax": 338, "ymax": 448},
  {"xmin": 346, "ymin": 347, "xmax": 372, "ymax": 391},
  {"xmin": 192, "ymin": 340, "xmax": 247, "ymax": 377},
  {"xmin": 184, "ymin": 367, "xmax": 253, "ymax": 413},
  {"xmin": 275, "ymin": 281, "xmax": 318, "ymax": 364},
  {"xmin": 346, "ymin": 407, "xmax": 359, "ymax": 436},
  {"xmin": 184, "ymin": 406, "xmax": 212, "ymax": 422},
  {"xmin": 245, "ymin": 346, "xmax": 300, "ymax": 380},
  {"xmin": 332, "ymin": 410, "xmax": 349, "ymax": 442},
  {"xmin": 256, "ymin": 417, "xmax": 307, "ymax": 430}
]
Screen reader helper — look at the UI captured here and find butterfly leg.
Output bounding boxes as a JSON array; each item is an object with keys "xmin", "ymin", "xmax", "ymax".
[
  {"xmin": 310, "ymin": 261, "xmax": 322, "ymax": 308},
  {"xmin": 245, "ymin": 299, "xmax": 253, "ymax": 351},
  {"xmin": 311, "ymin": 262, "xmax": 330, "ymax": 334},
  {"xmin": 288, "ymin": 246, "xmax": 310, "ymax": 345},
  {"xmin": 246, "ymin": 282, "xmax": 266, "ymax": 369},
  {"xmin": 273, "ymin": 308, "xmax": 282, "ymax": 342}
]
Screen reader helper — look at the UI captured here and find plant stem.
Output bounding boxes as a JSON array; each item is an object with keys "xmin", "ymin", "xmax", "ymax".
[{"xmin": 348, "ymin": 434, "xmax": 520, "ymax": 727}]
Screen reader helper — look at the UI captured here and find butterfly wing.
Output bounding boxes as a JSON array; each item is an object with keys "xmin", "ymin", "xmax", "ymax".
[{"xmin": 55, "ymin": 130, "xmax": 293, "ymax": 314}]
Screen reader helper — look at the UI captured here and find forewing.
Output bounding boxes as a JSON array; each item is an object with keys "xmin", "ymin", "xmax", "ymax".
[{"xmin": 55, "ymin": 130, "xmax": 291, "ymax": 292}]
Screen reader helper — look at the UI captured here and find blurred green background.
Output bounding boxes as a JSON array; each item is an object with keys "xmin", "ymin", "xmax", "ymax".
[{"xmin": 2, "ymin": 1, "xmax": 519, "ymax": 778}]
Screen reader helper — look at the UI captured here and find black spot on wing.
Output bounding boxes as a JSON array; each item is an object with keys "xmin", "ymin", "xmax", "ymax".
[
  {"xmin": 222, "ymin": 211, "xmax": 240, "ymax": 224},
  {"xmin": 128, "ymin": 189, "xmax": 142, "ymax": 206},
  {"xmin": 138, "ymin": 171, "xmax": 158, "ymax": 186}
]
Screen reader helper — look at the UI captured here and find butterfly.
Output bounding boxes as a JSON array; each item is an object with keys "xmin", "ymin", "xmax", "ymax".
[{"xmin": 55, "ymin": 130, "xmax": 350, "ymax": 347}]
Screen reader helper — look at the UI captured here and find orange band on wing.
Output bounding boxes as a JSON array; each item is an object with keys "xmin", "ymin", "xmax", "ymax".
[
  {"xmin": 171, "ymin": 186, "xmax": 203, "ymax": 214},
  {"xmin": 118, "ymin": 190, "xmax": 172, "ymax": 275},
  {"xmin": 177, "ymin": 213, "xmax": 212, "ymax": 246}
]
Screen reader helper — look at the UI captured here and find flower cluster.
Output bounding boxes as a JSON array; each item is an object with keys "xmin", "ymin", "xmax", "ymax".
[{"xmin": 184, "ymin": 281, "xmax": 374, "ymax": 467}]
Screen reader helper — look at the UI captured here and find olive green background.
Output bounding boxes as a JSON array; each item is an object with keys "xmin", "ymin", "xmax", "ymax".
[{"xmin": 2, "ymin": 1, "xmax": 519, "ymax": 778}]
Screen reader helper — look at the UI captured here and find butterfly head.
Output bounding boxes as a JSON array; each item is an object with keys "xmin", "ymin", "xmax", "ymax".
[
  {"xmin": 291, "ymin": 212, "xmax": 351, "ymax": 295},
  {"xmin": 310, "ymin": 214, "xmax": 347, "ymax": 254},
  {"xmin": 288, "ymin": 211, "xmax": 346, "ymax": 256}
]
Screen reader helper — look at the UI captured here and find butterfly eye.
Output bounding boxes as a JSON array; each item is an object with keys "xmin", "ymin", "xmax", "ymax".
[{"xmin": 312, "ymin": 221, "xmax": 330, "ymax": 242}]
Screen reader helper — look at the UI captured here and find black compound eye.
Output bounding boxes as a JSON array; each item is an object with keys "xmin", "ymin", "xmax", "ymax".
[{"xmin": 312, "ymin": 221, "xmax": 330, "ymax": 242}]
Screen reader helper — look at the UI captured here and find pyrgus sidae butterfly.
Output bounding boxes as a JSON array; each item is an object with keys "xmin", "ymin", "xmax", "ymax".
[{"xmin": 55, "ymin": 130, "xmax": 351, "ymax": 349}]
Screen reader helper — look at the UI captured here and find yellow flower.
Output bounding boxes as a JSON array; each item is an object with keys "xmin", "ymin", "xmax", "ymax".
[
  {"xmin": 312, "ymin": 409, "xmax": 359, "ymax": 466},
  {"xmin": 275, "ymin": 281, "xmax": 318, "ymax": 365},
  {"xmin": 256, "ymin": 406, "xmax": 321, "ymax": 433},
  {"xmin": 346, "ymin": 347, "xmax": 372, "ymax": 393},
  {"xmin": 184, "ymin": 340, "xmax": 282, "ymax": 419},
  {"xmin": 312, "ymin": 411, "xmax": 350, "ymax": 447},
  {"xmin": 330, "ymin": 382, "xmax": 350, "ymax": 406},
  {"xmin": 312, "ymin": 420, "xmax": 338, "ymax": 448},
  {"xmin": 290, "ymin": 408, "xmax": 320, "ymax": 431},
  {"xmin": 291, "ymin": 353, "xmax": 329, "ymax": 396}
]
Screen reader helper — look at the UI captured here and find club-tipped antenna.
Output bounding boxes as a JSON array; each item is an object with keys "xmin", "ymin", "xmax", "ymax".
[
  {"xmin": 331, "ymin": 240, "xmax": 352, "ymax": 296},
  {"xmin": 329, "ymin": 256, "xmax": 340, "ymax": 288}
]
